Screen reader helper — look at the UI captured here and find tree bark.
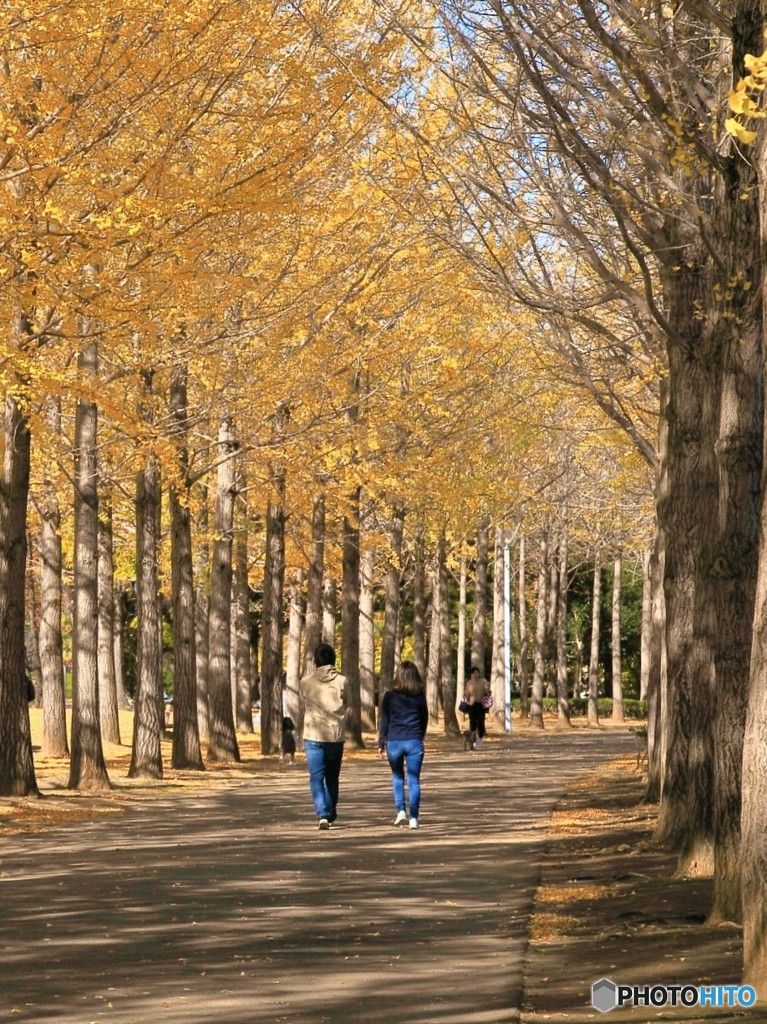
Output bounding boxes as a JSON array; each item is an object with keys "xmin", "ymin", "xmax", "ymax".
[
  {"xmin": 456, "ymin": 554, "xmax": 467, "ymax": 705},
  {"xmin": 285, "ymin": 571, "xmax": 304, "ymax": 730},
  {"xmin": 707, "ymin": 3, "xmax": 763, "ymax": 919},
  {"xmin": 529, "ymin": 529, "xmax": 548, "ymax": 729},
  {"xmin": 25, "ymin": 565, "xmax": 41, "ymax": 705},
  {"xmin": 260, "ymin": 404, "xmax": 288, "ymax": 756},
  {"xmin": 587, "ymin": 548, "xmax": 602, "ymax": 728},
  {"xmin": 38, "ymin": 398, "xmax": 68, "ymax": 757},
  {"xmin": 412, "ymin": 527, "xmax": 426, "ymax": 679},
  {"xmin": 169, "ymin": 367, "xmax": 204, "ymax": 770},
  {"xmin": 232, "ymin": 477, "xmax": 253, "ymax": 734},
  {"xmin": 518, "ymin": 533, "xmax": 529, "ymax": 717},
  {"xmin": 321, "ymin": 577, "xmax": 337, "ymax": 646},
  {"xmin": 260, "ymin": 476, "xmax": 286, "ymax": 756},
  {"xmin": 303, "ymin": 494, "xmax": 325, "ymax": 674},
  {"xmin": 129, "ymin": 419, "xmax": 164, "ymax": 780},
  {"xmin": 645, "ymin": 382, "xmax": 670, "ymax": 803},
  {"xmin": 653, "ymin": 258, "xmax": 713, "ymax": 871},
  {"xmin": 194, "ymin": 484, "xmax": 211, "ymax": 744},
  {"xmin": 471, "ymin": 515, "xmax": 490, "ymax": 675},
  {"xmin": 438, "ymin": 534, "xmax": 459, "ymax": 735},
  {"xmin": 556, "ymin": 531, "xmax": 571, "ymax": 727},
  {"xmin": 491, "ymin": 525, "xmax": 504, "ymax": 699},
  {"xmin": 113, "ymin": 585, "xmax": 130, "ymax": 709},
  {"xmin": 379, "ymin": 504, "xmax": 405, "ymax": 698},
  {"xmin": 342, "ymin": 489, "xmax": 363, "ymax": 746},
  {"xmin": 545, "ymin": 547, "xmax": 559, "ymax": 698},
  {"xmin": 0, "ymin": 383, "xmax": 37, "ymax": 796},
  {"xmin": 97, "ymin": 493, "xmax": 121, "ymax": 745},
  {"xmin": 359, "ymin": 509, "xmax": 376, "ymax": 730},
  {"xmin": 611, "ymin": 553, "xmax": 624, "ymax": 723},
  {"xmin": 68, "ymin": 338, "xmax": 110, "ymax": 791},
  {"xmin": 640, "ymin": 548, "xmax": 653, "ymax": 702},
  {"xmin": 207, "ymin": 416, "xmax": 240, "ymax": 762},
  {"xmin": 426, "ymin": 574, "xmax": 440, "ymax": 720}
]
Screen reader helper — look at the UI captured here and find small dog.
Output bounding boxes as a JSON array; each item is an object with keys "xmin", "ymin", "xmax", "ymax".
[
  {"xmin": 463, "ymin": 729, "xmax": 477, "ymax": 751},
  {"xmin": 631, "ymin": 726, "xmax": 648, "ymax": 770}
]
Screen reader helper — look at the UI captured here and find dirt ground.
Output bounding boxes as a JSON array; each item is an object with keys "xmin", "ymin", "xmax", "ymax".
[
  {"xmin": 520, "ymin": 747, "xmax": 759, "ymax": 1023},
  {"xmin": 0, "ymin": 715, "xmax": 762, "ymax": 1023}
]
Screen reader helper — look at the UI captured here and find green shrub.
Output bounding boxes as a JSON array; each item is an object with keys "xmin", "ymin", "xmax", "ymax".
[{"xmin": 510, "ymin": 697, "xmax": 647, "ymax": 719}]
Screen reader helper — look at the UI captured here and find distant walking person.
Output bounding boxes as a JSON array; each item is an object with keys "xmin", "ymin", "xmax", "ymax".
[
  {"xmin": 299, "ymin": 644, "xmax": 348, "ymax": 830},
  {"xmin": 280, "ymin": 716, "xmax": 297, "ymax": 765},
  {"xmin": 378, "ymin": 661, "xmax": 429, "ymax": 830},
  {"xmin": 465, "ymin": 666, "xmax": 492, "ymax": 748}
]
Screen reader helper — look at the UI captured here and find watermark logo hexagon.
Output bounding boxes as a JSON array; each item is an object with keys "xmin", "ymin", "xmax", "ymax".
[{"xmin": 592, "ymin": 978, "xmax": 618, "ymax": 1013}]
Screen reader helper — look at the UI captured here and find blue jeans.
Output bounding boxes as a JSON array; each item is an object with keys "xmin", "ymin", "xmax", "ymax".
[
  {"xmin": 303, "ymin": 740, "xmax": 344, "ymax": 821},
  {"xmin": 386, "ymin": 738, "xmax": 425, "ymax": 819}
]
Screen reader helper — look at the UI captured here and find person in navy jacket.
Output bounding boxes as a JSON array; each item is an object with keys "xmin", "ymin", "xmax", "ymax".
[{"xmin": 378, "ymin": 661, "xmax": 429, "ymax": 829}]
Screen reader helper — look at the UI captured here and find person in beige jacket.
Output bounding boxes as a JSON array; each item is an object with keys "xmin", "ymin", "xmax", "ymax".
[
  {"xmin": 299, "ymin": 643, "xmax": 348, "ymax": 829},
  {"xmin": 464, "ymin": 666, "xmax": 491, "ymax": 748}
]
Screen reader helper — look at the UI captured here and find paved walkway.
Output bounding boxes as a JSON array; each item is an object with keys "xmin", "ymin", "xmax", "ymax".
[{"xmin": 0, "ymin": 730, "xmax": 632, "ymax": 1024}]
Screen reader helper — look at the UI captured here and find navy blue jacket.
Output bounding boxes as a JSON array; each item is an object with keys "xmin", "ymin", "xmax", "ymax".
[{"xmin": 378, "ymin": 689, "xmax": 428, "ymax": 747}]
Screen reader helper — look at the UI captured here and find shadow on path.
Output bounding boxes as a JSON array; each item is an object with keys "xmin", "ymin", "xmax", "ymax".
[{"xmin": 0, "ymin": 730, "xmax": 631, "ymax": 1024}]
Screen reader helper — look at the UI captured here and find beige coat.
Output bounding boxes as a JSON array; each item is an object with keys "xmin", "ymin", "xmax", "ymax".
[
  {"xmin": 465, "ymin": 674, "xmax": 490, "ymax": 703},
  {"xmin": 299, "ymin": 664, "xmax": 348, "ymax": 742}
]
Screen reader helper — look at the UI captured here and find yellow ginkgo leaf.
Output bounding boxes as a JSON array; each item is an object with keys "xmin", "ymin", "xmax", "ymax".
[{"xmin": 725, "ymin": 118, "xmax": 757, "ymax": 145}]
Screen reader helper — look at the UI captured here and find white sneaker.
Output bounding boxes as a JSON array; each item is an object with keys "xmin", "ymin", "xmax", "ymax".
[
  {"xmin": 409, "ymin": 818, "xmax": 418, "ymax": 829},
  {"xmin": 393, "ymin": 810, "xmax": 407, "ymax": 827},
  {"xmin": 318, "ymin": 818, "xmax": 330, "ymax": 830}
]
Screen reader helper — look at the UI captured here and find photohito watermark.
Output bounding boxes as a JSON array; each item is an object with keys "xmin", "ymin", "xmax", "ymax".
[{"xmin": 591, "ymin": 978, "xmax": 757, "ymax": 1013}]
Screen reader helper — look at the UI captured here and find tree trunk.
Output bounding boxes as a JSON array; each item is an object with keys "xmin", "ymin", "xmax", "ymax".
[
  {"xmin": 25, "ymin": 565, "xmax": 41, "ymax": 705},
  {"xmin": 653, "ymin": 253, "xmax": 713, "ymax": 873},
  {"xmin": 194, "ymin": 485, "xmax": 211, "ymax": 744},
  {"xmin": 545, "ymin": 547, "xmax": 559, "ymax": 698},
  {"xmin": 260, "ymin": 478, "xmax": 286, "ymax": 756},
  {"xmin": 169, "ymin": 367, "xmax": 204, "ymax": 771},
  {"xmin": 322, "ymin": 577, "xmax": 337, "ymax": 646},
  {"xmin": 129, "ymin": 430, "xmax": 164, "ymax": 780},
  {"xmin": 97, "ymin": 493, "xmax": 121, "ymax": 745},
  {"xmin": 379, "ymin": 504, "xmax": 405, "ymax": 697},
  {"xmin": 556, "ymin": 531, "xmax": 571, "ymax": 727},
  {"xmin": 303, "ymin": 494, "xmax": 325, "ymax": 674},
  {"xmin": 207, "ymin": 416, "xmax": 240, "ymax": 762},
  {"xmin": 438, "ymin": 534, "xmax": 459, "ymax": 735},
  {"xmin": 640, "ymin": 548, "xmax": 653, "ymax": 702},
  {"xmin": 285, "ymin": 571, "xmax": 304, "ymax": 730},
  {"xmin": 529, "ymin": 529, "xmax": 548, "ymax": 730},
  {"xmin": 707, "ymin": 12, "xmax": 763, "ymax": 919},
  {"xmin": 38, "ymin": 404, "xmax": 68, "ymax": 757},
  {"xmin": 645, "ymin": 521, "xmax": 667, "ymax": 804},
  {"xmin": 645, "ymin": 382, "xmax": 670, "ymax": 803},
  {"xmin": 471, "ymin": 515, "xmax": 490, "ymax": 675},
  {"xmin": 412, "ymin": 527, "xmax": 426, "ymax": 680},
  {"xmin": 68, "ymin": 339, "xmax": 110, "ymax": 791},
  {"xmin": 518, "ymin": 533, "xmax": 529, "ymax": 717},
  {"xmin": 232, "ymin": 478, "xmax": 253, "ymax": 734},
  {"xmin": 260, "ymin": 404, "xmax": 288, "ymax": 757},
  {"xmin": 491, "ymin": 525, "xmax": 504, "ymax": 699},
  {"xmin": 359, "ymin": 511, "xmax": 376, "ymax": 730},
  {"xmin": 342, "ymin": 490, "xmax": 363, "ymax": 747},
  {"xmin": 0, "ymin": 384, "xmax": 37, "ymax": 796},
  {"xmin": 426, "ymin": 574, "xmax": 440, "ymax": 720},
  {"xmin": 611, "ymin": 553, "xmax": 624, "ymax": 723},
  {"xmin": 587, "ymin": 548, "xmax": 602, "ymax": 727},
  {"xmin": 456, "ymin": 555, "xmax": 467, "ymax": 705},
  {"xmin": 716, "ymin": 0, "xmax": 761, "ymax": 966},
  {"xmin": 113, "ymin": 585, "xmax": 130, "ymax": 709}
]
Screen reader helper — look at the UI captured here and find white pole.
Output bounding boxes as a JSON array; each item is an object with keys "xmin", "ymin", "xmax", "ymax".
[{"xmin": 503, "ymin": 536, "xmax": 512, "ymax": 733}]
